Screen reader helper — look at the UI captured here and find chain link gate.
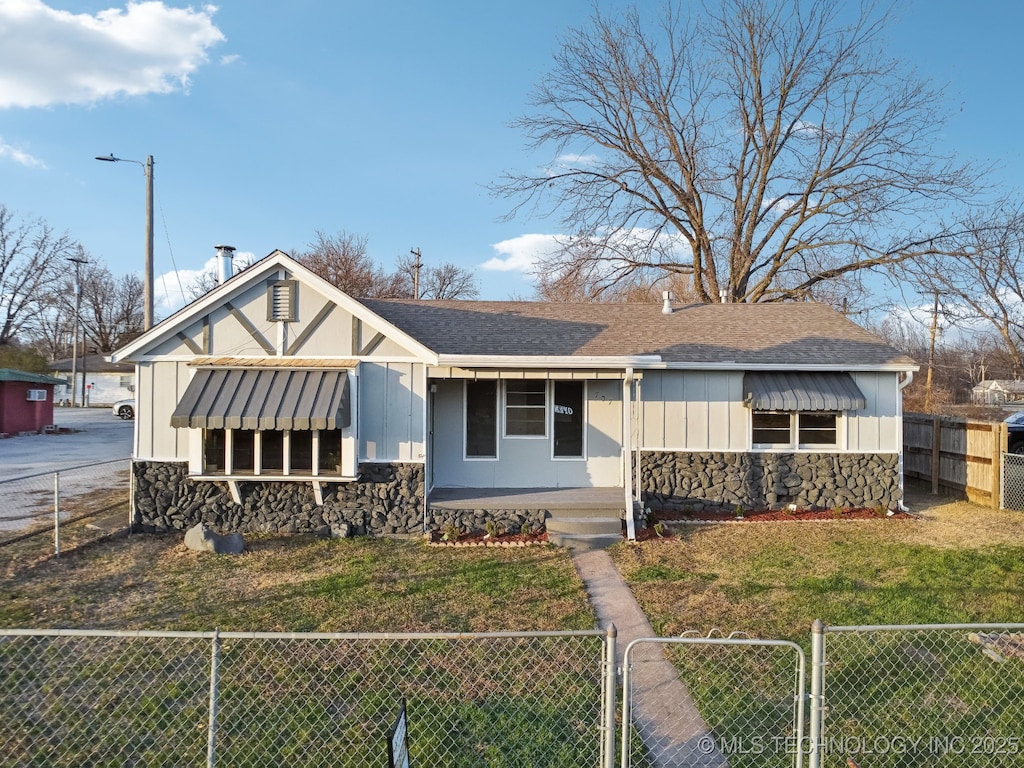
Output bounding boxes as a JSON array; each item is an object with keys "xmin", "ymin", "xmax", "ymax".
[{"xmin": 621, "ymin": 636, "xmax": 806, "ymax": 768}]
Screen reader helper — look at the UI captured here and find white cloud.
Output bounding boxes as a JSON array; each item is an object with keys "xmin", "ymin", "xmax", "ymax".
[
  {"xmin": 154, "ymin": 250, "xmax": 256, "ymax": 315},
  {"xmin": 554, "ymin": 153, "xmax": 600, "ymax": 167},
  {"xmin": 481, "ymin": 234, "xmax": 562, "ymax": 274},
  {"xmin": 0, "ymin": 137, "xmax": 46, "ymax": 168},
  {"xmin": 0, "ymin": 1, "xmax": 225, "ymax": 109}
]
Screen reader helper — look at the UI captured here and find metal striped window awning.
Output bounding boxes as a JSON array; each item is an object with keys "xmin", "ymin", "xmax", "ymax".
[
  {"xmin": 170, "ymin": 368, "xmax": 352, "ymax": 430},
  {"xmin": 743, "ymin": 371, "xmax": 866, "ymax": 411}
]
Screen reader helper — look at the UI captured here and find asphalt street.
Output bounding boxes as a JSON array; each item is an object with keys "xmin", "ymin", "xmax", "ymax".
[{"xmin": 0, "ymin": 406, "xmax": 133, "ymax": 482}]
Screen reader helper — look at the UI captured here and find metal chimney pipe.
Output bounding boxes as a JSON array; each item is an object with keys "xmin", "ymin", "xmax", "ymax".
[
  {"xmin": 215, "ymin": 245, "xmax": 235, "ymax": 285},
  {"xmin": 661, "ymin": 290, "xmax": 673, "ymax": 315}
]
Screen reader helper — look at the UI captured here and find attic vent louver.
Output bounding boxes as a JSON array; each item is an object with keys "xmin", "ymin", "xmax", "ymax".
[{"xmin": 267, "ymin": 280, "xmax": 297, "ymax": 322}]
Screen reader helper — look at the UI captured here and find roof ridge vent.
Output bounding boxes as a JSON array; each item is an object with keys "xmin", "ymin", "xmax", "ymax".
[{"xmin": 661, "ymin": 291, "xmax": 673, "ymax": 315}]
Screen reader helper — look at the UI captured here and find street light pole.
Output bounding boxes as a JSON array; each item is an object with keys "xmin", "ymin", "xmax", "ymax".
[
  {"xmin": 96, "ymin": 153, "xmax": 155, "ymax": 330},
  {"xmin": 66, "ymin": 255, "xmax": 88, "ymax": 407}
]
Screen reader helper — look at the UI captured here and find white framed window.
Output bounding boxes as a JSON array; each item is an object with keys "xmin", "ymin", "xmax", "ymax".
[
  {"xmin": 751, "ymin": 411, "xmax": 839, "ymax": 449},
  {"xmin": 465, "ymin": 380, "xmax": 498, "ymax": 459},
  {"xmin": 504, "ymin": 380, "xmax": 546, "ymax": 437},
  {"xmin": 201, "ymin": 428, "xmax": 344, "ymax": 476}
]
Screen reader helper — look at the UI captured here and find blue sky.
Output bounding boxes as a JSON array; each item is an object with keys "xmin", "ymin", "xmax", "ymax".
[{"xmin": 2, "ymin": 0, "xmax": 1024, "ymax": 319}]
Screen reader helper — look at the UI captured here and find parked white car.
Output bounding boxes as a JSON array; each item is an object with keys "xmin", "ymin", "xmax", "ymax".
[{"xmin": 112, "ymin": 398, "xmax": 135, "ymax": 420}]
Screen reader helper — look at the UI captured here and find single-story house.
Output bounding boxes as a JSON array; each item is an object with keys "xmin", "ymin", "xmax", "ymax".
[
  {"xmin": 50, "ymin": 354, "xmax": 135, "ymax": 407},
  {"xmin": 971, "ymin": 379, "xmax": 1024, "ymax": 406},
  {"xmin": 111, "ymin": 250, "xmax": 917, "ymax": 541},
  {"xmin": 0, "ymin": 368, "xmax": 66, "ymax": 436}
]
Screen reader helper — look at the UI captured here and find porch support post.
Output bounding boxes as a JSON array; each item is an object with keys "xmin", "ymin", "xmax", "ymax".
[{"xmin": 623, "ymin": 368, "xmax": 636, "ymax": 540}]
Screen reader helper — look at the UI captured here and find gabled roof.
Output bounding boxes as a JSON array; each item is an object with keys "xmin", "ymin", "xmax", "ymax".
[
  {"xmin": 973, "ymin": 379, "xmax": 1024, "ymax": 392},
  {"xmin": 110, "ymin": 250, "xmax": 437, "ymax": 364},
  {"xmin": 359, "ymin": 299, "xmax": 917, "ymax": 370},
  {"xmin": 50, "ymin": 354, "xmax": 132, "ymax": 373}
]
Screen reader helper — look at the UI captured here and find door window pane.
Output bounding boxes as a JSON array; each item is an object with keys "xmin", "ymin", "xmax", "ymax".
[
  {"xmin": 553, "ymin": 381, "xmax": 584, "ymax": 457},
  {"xmin": 466, "ymin": 380, "xmax": 497, "ymax": 457}
]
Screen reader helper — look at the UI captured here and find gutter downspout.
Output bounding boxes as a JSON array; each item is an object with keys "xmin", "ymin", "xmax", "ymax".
[
  {"xmin": 623, "ymin": 368, "xmax": 636, "ymax": 541},
  {"xmin": 896, "ymin": 371, "xmax": 915, "ymax": 512}
]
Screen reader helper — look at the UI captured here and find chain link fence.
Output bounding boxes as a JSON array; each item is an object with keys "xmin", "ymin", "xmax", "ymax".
[
  {"xmin": 812, "ymin": 623, "xmax": 1024, "ymax": 768},
  {"xmin": 1000, "ymin": 452, "xmax": 1024, "ymax": 510},
  {"xmin": 0, "ymin": 459, "xmax": 131, "ymax": 556},
  {"xmin": 622, "ymin": 636, "xmax": 806, "ymax": 768},
  {"xmin": 0, "ymin": 628, "xmax": 614, "ymax": 768}
]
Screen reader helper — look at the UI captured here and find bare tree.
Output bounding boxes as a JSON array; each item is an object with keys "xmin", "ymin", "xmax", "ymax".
[
  {"xmin": 393, "ymin": 254, "xmax": 480, "ymax": 300},
  {"xmin": 497, "ymin": 0, "xmax": 981, "ymax": 305},
  {"xmin": 79, "ymin": 265, "xmax": 145, "ymax": 352},
  {"xmin": 296, "ymin": 231, "xmax": 406, "ymax": 298},
  {"xmin": 903, "ymin": 204, "xmax": 1024, "ymax": 377},
  {"xmin": 0, "ymin": 205, "xmax": 77, "ymax": 345},
  {"xmin": 299, "ymin": 232, "xmax": 479, "ymax": 299}
]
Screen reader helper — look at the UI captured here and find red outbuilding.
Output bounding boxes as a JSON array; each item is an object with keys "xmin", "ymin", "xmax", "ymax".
[{"xmin": 0, "ymin": 368, "xmax": 66, "ymax": 436}]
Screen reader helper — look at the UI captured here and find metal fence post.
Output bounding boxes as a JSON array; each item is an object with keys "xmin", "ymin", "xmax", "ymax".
[
  {"xmin": 53, "ymin": 471, "xmax": 60, "ymax": 557},
  {"xmin": 808, "ymin": 619, "xmax": 825, "ymax": 768},
  {"xmin": 603, "ymin": 624, "xmax": 616, "ymax": 768},
  {"xmin": 207, "ymin": 629, "xmax": 221, "ymax": 767}
]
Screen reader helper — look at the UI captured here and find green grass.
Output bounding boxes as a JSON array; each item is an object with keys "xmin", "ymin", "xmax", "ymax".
[
  {"xmin": 1, "ymin": 532, "xmax": 602, "ymax": 766},
  {"xmin": 612, "ymin": 496, "xmax": 1024, "ymax": 768}
]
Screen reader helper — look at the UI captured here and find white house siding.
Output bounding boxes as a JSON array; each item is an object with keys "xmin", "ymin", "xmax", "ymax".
[
  {"xmin": 640, "ymin": 370, "xmax": 902, "ymax": 453},
  {"xmin": 357, "ymin": 362, "xmax": 426, "ymax": 463},
  {"xmin": 847, "ymin": 372, "xmax": 901, "ymax": 453},
  {"xmin": 54, "ymin": 372, "xmax": 134, "ymax": 407},
  {"xmin": 640, "ymin": 371, "xmax": 747, "ymax": 451},
  {"xmin": 135, "ymin": 360, "xmax": 192, "ymax": 461},
  {"xmin": 430, "ymin": 377, "xmax": 623, "ymax": 489}
]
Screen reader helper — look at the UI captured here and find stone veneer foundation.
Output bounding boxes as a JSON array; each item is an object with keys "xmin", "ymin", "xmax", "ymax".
[
  {"xmin": 132, "ymin": 461, "xmax": 426, "ymax": 536},
  {"xmin": 133, "ymin": 461, "xmax": 546, "ymax": 537},
  {"xmin": 640, "ymin": 451, "xmax": 901, "ymax": 512}
]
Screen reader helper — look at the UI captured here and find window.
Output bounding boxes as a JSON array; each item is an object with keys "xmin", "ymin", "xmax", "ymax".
[
  {"xmin": 200, "ymin": 428, "xmax": 343, "ymax": 475},
  {"xmin": 798, "ymin": 412, "xmax": 838, "ymax": 446},
  {"xmin": 553, "ymin": 381, "xmax": 584, "ymax": 458},
  {"xmin": 752, "ymin": 411, "xmax": 839, "ymax": 449},
  {"xmin": 505, "ymin": 380, "xmax": 546, "ymax": 437},
  {"xmin": 465, "ymin": 380, "xmax": 497, "ymax": 458}
]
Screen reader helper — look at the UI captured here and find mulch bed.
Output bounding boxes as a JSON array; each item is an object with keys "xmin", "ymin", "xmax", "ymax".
[
  {"xmin": 428, "ymin": 530, "xmax": 550, "ymax": 547},
  {"xmin": 632, "ymin": 507, "xmax": 916, "ymax": 541}
]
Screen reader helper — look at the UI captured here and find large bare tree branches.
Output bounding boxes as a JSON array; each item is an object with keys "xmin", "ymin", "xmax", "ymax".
[
  {"xmin": 497, "ymin": 0, "xmax": 982, "ymax": 304},
  {"xmin": 0, "ymin": 205, "xmax": 77, "ymax": 344}
]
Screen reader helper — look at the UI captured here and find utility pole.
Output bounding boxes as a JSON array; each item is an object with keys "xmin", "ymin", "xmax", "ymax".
[
  {"xmin": 925, "ymin": 290, "xmax": 940, "ymax": 412},
  {"xmin": 409, "ymin": 248, "xmax": 423, "ymax": 300},
  {"xmin": 67, "ymin": 255, "xmax": 88, "ymax": 407},
  {"xmin": 95, "ymin": 153, "xmax": 155, "ymax": 329}
]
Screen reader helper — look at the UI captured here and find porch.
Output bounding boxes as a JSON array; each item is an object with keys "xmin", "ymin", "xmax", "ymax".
[{"xmin": 427, "ymin": 486, "xmax": 630, "ymax": 548}]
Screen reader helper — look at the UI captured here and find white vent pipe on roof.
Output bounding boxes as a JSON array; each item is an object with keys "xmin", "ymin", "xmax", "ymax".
[
  {"xmin": 662, "ymin": 291, "xmax": 673, "ymax": 315},
  {"xmin": 215, "ymin": 245, "xmax": 235, "ymax": 285},
  {"xmin": 720, "ymin": 288, "xmax": 729, "ymax": 303}
]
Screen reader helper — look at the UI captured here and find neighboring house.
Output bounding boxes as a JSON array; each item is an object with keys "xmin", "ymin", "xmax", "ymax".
[
  {"xmin": 971, "ymin": 380, "xmax": 1024, "ymax": 406},
  {"xmin": 111, "ymin": 250, "xmax": 917, "ymax": 540},
  {"xmin": 50, "ymin": 354, "xmax": 135, "ymax": 407},
  {"xmin": 0, "ymin": 368, "xmax": 66, "ymax": 436}
]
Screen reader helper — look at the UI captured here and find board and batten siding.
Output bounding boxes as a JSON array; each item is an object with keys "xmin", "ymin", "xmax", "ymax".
[
  {"xmin": 639, "ymin": 370, "xmax": 902, "ymax": 453},
  {"xmin": 135, "ymin": 360, "xmax": 193, "ymax": 461},
  {"xmin": 357, "ymin": 361, "xmax": 426, "ymax": 463}
]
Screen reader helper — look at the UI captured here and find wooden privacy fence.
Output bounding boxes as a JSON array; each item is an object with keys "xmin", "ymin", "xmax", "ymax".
[{"xmin": 903, "ymin": 413, "xmax": 1008, "ymax": 507}]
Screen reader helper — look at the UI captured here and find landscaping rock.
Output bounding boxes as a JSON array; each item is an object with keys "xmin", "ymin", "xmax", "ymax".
[{"xmin": 184, "ymin": 523, "xmax": 244, "ymax": 554}]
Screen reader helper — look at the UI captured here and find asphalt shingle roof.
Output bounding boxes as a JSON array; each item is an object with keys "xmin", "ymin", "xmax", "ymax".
[{"xmin": 359, "ymin": 299, "xmax": 916, "ymax": 368}]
